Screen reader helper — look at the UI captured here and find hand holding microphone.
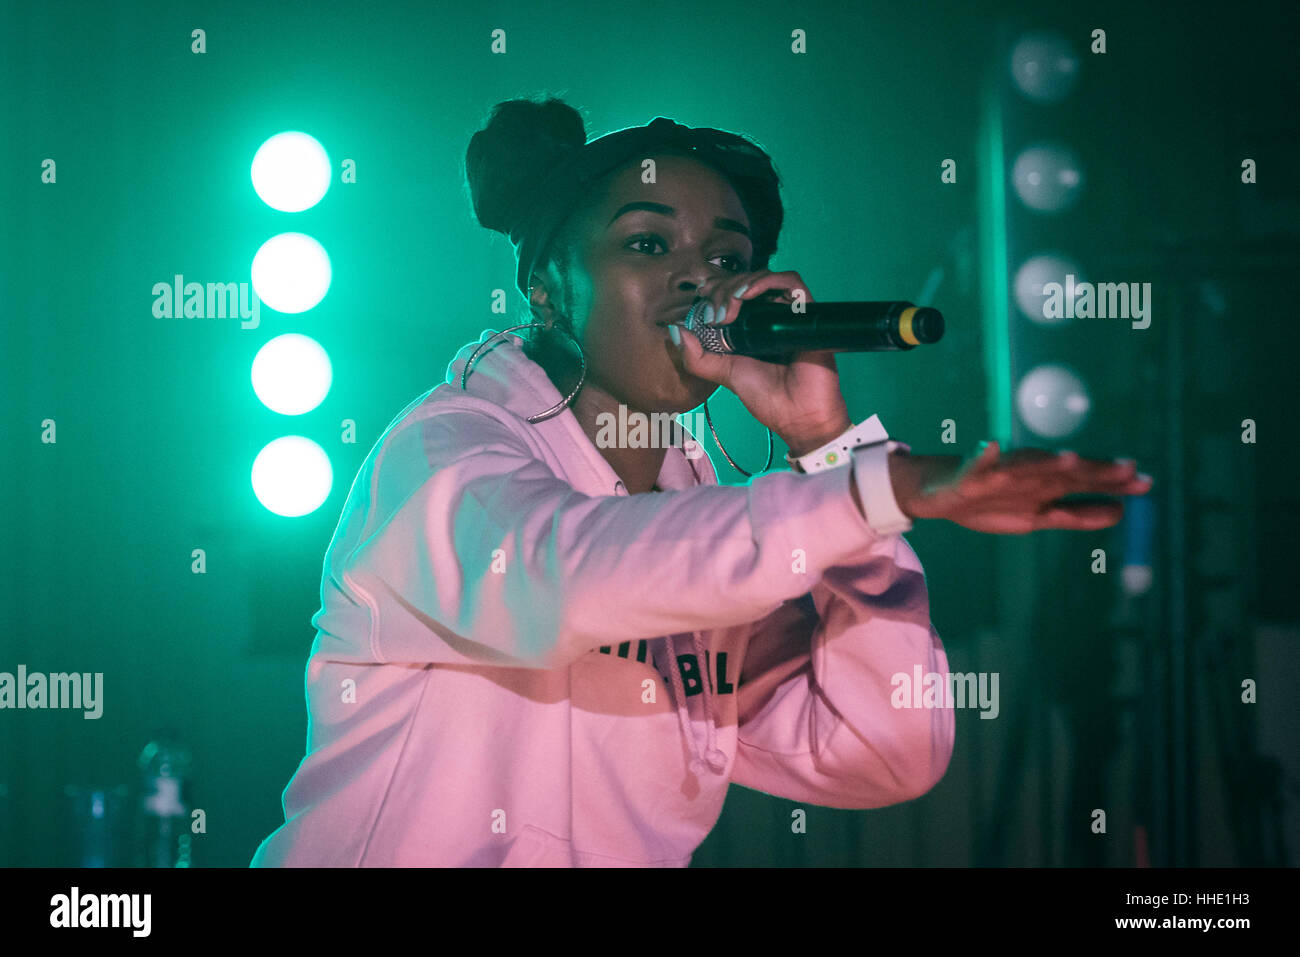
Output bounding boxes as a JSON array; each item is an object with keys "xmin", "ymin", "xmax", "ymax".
[
  {"xmin": 675, "ymin": 282, "xmax": 944, "ymax": 360},
  {"xmin": 670, "ymin": 270, "xmax": 1151, "ymax": 534},
  {"xmin": 668, "ymin": 269, "xmax": 942, "ymax": 456},
  {"xmin": 668, "ymin": 269, "xmax": 852, "ymax": 457}
]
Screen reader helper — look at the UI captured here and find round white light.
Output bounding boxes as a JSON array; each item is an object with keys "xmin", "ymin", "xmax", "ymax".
[
  {"xmin": 251, "ymin": 436, "xmax": 333, "ymax": 517},
  {"xmin": 1012, "ymin": 144, "xmax": 1085, "ymax": 213},
  {"xmin": 250, "ymin": 131, "xmax": 332, "ymax": 212},
  {"xmin": 251, "ymin": 232, "xmax": 332, "ymax": 314},
  {"xmin": 1014, "ymin": 253, "xmax": 1086, "ymax": 325},
  {"xmin": 1016, "ymin": 364, "xmax": 1091, "ymax": 439},
  {"xmin": 1010, "ymin": 31, "xmax": 1080, "ymax": 103},
  {"xmin": 251, "ymin": 333, "xmax": 333, "ymax": 415}
]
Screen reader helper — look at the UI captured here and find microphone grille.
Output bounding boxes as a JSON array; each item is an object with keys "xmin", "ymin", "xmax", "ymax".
[{"xmin": 684, "ymin": 301, "xmax": 731, "ymax": 354}]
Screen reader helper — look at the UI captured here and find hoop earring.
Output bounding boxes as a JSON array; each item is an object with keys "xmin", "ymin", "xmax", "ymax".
[
  {"xmin": 703, "ymin": 398, "xmax": 773, "ymax": 477},
  {"xmin": 460, "ymin": 320, "xmax": 588, "ymax": 423}
]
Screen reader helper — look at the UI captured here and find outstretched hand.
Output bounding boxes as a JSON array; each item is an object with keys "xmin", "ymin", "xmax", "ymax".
[{"xmin": 894, "ymin": 441, "xmax": 1153, "ymax": 534}]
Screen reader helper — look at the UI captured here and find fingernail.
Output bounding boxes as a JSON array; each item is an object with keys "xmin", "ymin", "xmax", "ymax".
[
  {"xmin": 1137, "ymin": 472, "xmax": 1152, "ymax": 485},
  {"xmin": 732, "ymin": 283, "xmax": 750, "ymax": 298},
  {"xmin": 704, "ymin": 304, "xmax": 717, "ymax": 325},
  {"xmin": 668, "ymin": 324, "xmax": 681, "ymax": 347},
  {"xmin": 1114, "ymin": 457, "xmax": 1136, "ymax": 467}
]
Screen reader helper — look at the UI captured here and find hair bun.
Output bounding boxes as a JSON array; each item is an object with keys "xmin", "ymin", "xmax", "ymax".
[{"xmin": 465, "ymin": 97, "xmax": 587, "ymax": 237}]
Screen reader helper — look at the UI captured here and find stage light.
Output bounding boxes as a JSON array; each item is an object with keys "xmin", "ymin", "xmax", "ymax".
[
  {"xmin": 251, "ymin": 333, "xmax": 332, "ymax": 415},
  {"xmin": 250, "ymin": 132, "xmax": 332, "ymax": 212},
  {"xmin": 251, "ymin": 436, "xmax": 333, "ymax": 517},
  {"xmin": 1012, "ymin": 143, "xmax": 1084, "ymax": 213},
  {"xmin": 250, "ymin": 232, "xmax": 332, "ymax": 313},
  {"xmin": 1015, "ymin": 364, "xmax": 1091, "ymax": 439},
  {"xmin": 1010, "ymin": 31, "xmax": 1080, "ymax": 104},
  {"xmin": 1014, "ymin": 253, "xmax": 1086, "ymax": 325}
]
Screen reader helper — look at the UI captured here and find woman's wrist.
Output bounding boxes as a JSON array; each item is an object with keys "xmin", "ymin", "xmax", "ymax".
[
  {"xmin": 888, "ymin": 451, "xmax": 961, "ymax": 520},
  {"xmin": 781, "ymin": 415, "xmax": 854, "ymax": 459}
]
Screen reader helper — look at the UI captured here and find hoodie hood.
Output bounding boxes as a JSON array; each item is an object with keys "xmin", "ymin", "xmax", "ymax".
[{"xmin": 445, "ymin": 327, "xmax": 728, "ymax": 776}]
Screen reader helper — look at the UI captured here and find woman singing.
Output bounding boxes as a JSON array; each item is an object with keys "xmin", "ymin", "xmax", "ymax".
[{"xmin": 251, "ymin": 97, "xmax": 1152, "ymax": 867}]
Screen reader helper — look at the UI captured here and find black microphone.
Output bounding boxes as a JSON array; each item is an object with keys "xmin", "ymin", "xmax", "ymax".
[{"xmin": 681, "ymin": 299, "xmax": 944, "ymax": 361}]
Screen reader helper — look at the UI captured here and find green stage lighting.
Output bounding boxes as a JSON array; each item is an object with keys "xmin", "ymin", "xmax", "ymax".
[
  {"xmin": 252, "ymin": 333, "xmax": 333, "ymax": 415},
  {"xmin": 250, "ymin": 131, "xmax": 331, "ymax": 212},
  {"xmin": 251, "ymin": 436, "xmax": 333, "ymax": 517},
  {"xmin": 250, "ymin": 232, "xmax": 332, "ymax": 314}
]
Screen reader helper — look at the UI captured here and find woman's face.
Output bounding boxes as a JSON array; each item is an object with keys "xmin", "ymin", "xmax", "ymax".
[{"xmin": 539, "ymin": 153, "xmax": 756, "ymax": 415}]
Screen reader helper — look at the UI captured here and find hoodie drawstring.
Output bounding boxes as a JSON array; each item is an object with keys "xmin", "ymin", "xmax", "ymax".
[{"xmin": 664, "ymin": 633, "xmax": 727, "ymax": 776}]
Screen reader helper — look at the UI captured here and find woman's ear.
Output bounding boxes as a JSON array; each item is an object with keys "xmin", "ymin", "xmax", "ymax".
[
  {"xmin": 523, "ymin": 280, "xmax": 546, "ymax": 326},
  {"xmin": 528, "ymin": 270, "xmax": 570, "ymax": 329}
]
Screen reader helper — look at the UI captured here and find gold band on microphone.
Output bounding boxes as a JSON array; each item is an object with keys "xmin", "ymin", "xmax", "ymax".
[{"xmin": 898, "ymin": 307, "xmax": 921, "ymax": 346}]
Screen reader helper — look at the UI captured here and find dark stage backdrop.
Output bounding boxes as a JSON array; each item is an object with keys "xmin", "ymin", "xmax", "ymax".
[{"xmin": 2, "ymin": 0, "xmax": 1296, "ymax": 867}]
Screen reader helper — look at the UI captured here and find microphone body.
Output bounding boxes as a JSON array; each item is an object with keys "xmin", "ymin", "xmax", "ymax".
[{"xmin": 683, "ymin": 299, "xmax": 944, "ymax": 361}]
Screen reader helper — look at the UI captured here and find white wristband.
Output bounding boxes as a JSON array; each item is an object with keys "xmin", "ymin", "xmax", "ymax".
[
  {"xmin": 784, "ymin": 414, "xmax": 894, "ymax": 472},
  {"xmin": 785, "ymin": 415, "xmax": 913, "ymax": 536}
]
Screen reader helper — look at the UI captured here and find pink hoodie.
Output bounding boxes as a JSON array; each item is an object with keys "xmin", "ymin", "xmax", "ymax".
[{"xmin": 250, "ymin": 329, "xmax": 954, "ymax": 867}]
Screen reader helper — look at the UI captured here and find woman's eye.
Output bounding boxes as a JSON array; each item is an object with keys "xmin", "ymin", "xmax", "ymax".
[
  {"xmin": 627, "ymin": 235, "xmax": 746, "ymax": 272},
  {"xmin": 627, "ymin": 234, "xmax": 666, "ymax": 254}
]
